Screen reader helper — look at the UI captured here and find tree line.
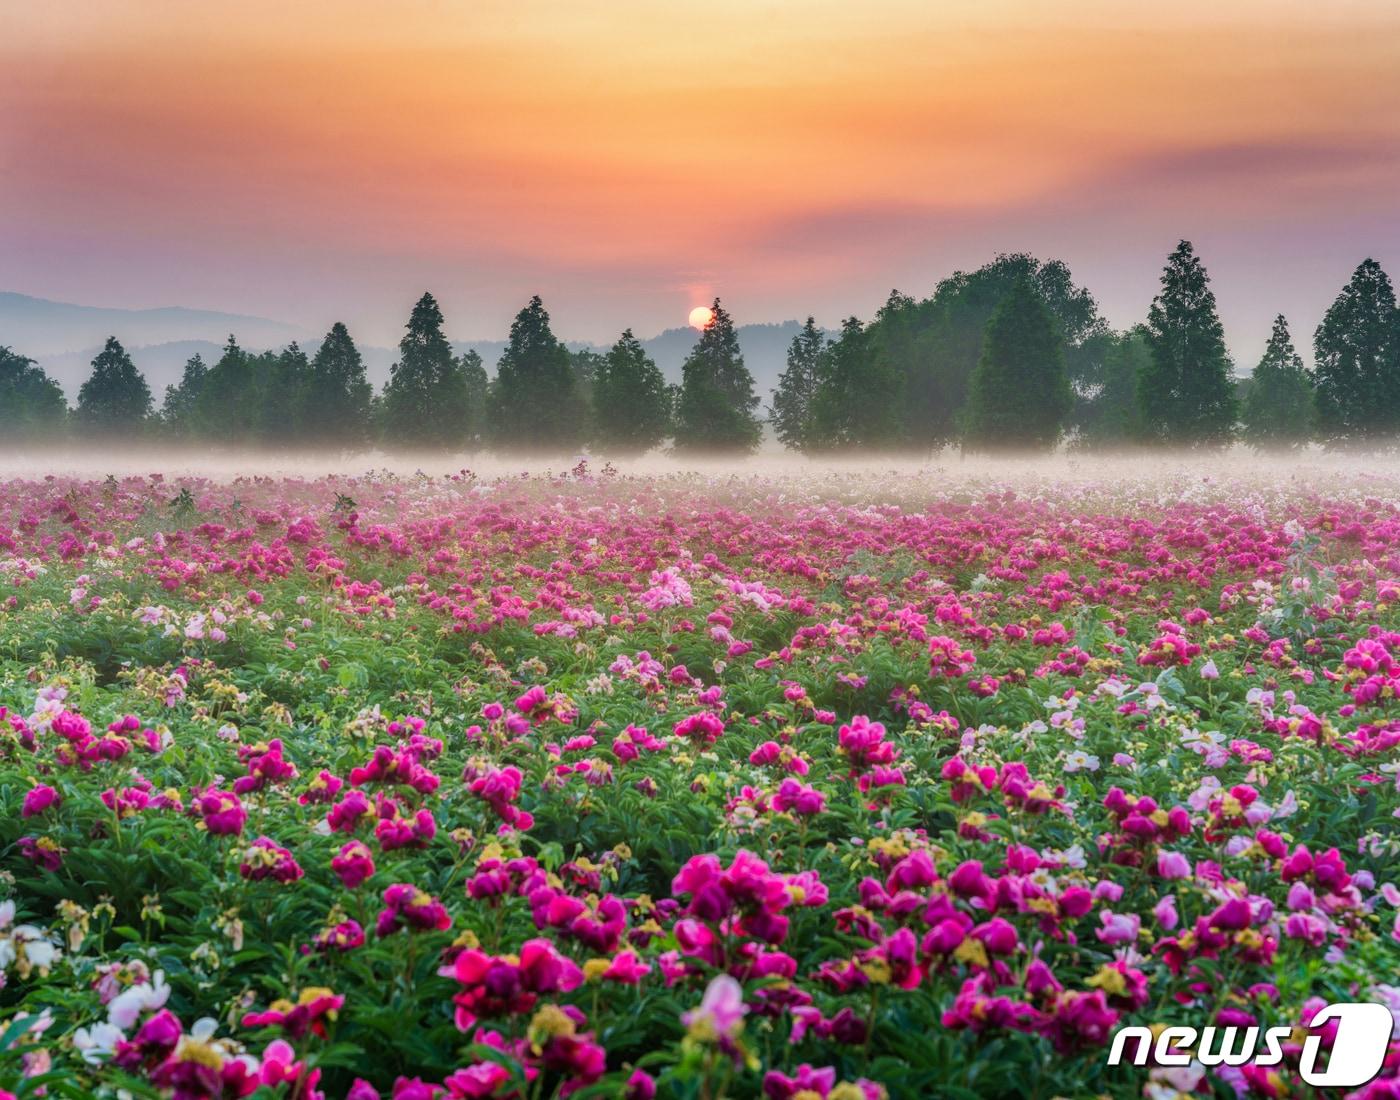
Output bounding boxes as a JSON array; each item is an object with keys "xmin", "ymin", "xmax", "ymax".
[{"xmin": 3, "ymin": 242, "xmax": 1398, "ymax": 453}]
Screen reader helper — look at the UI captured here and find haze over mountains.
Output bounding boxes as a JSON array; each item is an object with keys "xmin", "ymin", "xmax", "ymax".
[{"xmin": 2, "ymin": 291, "xmax": 808, "ymax": 402}]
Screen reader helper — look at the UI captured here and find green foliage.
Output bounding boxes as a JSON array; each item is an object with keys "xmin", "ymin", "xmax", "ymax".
[
  {"xmin": 1138, "ymin": 240, "xmax": 1238, "ymax": 446},
  {"xmin": 768, "ymin": 317, "xmax": 825, "ymax": 452},
  {"xmin": 0, "ymin": 346, "xmax": 68, "ymax": 443},
  {"xmin": 75, "ymin": 337, "xmax": 152, "ymax": 435},
  {"xmin": 673, "ymin": 299, "xmax": 762, "ymax": 453},
  {"xmin": 1312, "ymin": 258, "xmax": 1400, "ymax": 447},
  {"xmin": 488, "ymin": 296, "xmax": 583, "ymax": 451},
  {"xmin": 962, "ymin": 278, "xmax": 1072, "ymax": 450},
  {"xmin": 191, "ymin": 336, "xmax": 259, "ymax": 442},
  {"xmin": 1242, "ymin": 315, "xmax": 1314, "ymax": 451},
  {"xmin": 591, "ymin": 329, "xmax": 670, "ymax": 455},
  {"xmin": 1071, "ymin": 327, "xmax": 1149, "ymax": 448},
  {"xmin": 382, "ymin": 292, "xmax": 476, "ymax": 449},
  {"xmin": 808, "ymin": 317, "xmax": 904, "ymax": 450},
  {"xmin": 304, "ymin": 322, "xmax": 374, "ymax": 447},
  {"xmin": 159, "ymin": 354, "xmax": 208, "ymax": 439},
  {"xmin": 842, "ymin": 256, "xmax": 1107, "ymax": 453}
]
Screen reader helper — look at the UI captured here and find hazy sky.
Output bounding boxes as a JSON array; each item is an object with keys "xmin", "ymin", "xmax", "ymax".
[{"xmin": 3, "ymin": 0, "xmax": 1399, "ymax": 360}]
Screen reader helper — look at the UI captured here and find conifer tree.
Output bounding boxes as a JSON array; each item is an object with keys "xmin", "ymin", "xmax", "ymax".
[
  {"xmin": 76, "ymin": 337, "xmax": 152, "ymax": 434},
  {"xmin": 382, "ymin": 293, "xmax": 472, "ymax": 448},
  {"xmin": 251, "ymin": 343, "xmax": 311, "ymax": 445},
  {"xmin": 674, "ymin": 299, "xmax": 762, "ymax": 453},
  {"xmin": 1138, "ymin": 241, "xmax": 1238, "ymax": 445},
  {"xmin": 770, "ymin": 317, "xmax": 824, "ymax": 451},
  {"xmin": 459, "ymin": 349, "xmax": 490, "ymax": 449},
  {"xmin": 192, "ymin": 336, "xmax": 259, "ymax": 442},
  {"xmin": 1313, "ymin": 259, "xmax": 1399, "ymax": 445},
  {"xmin": 161, "ymin": 354, "xmax": 207, "ymax": 438},
  {"xmin": 305, "ymin": 322, "xmax": 373, "ymax": 447},
  {"xmin": 1242, "ymin": 315, "xmax": 1314, "ymax": 451},
  {"xmin": 809, "ymin": 318, "xmax": 903, "ymax": 449},
  {"xmin": 962, "ymin": 278, "xmax": 1072, "ymax": 450},
  {"xmin": 592, "ymin": 329, "xmax": 670, "ymax": 455},
  {"xmin": 488, "ymin": 296, "xmax": 582, "ymax": 450}
]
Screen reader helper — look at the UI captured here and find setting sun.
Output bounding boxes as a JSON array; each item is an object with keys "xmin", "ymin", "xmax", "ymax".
[{"xmin": 688, "ymin": 305, "xmax": 714, "ymax": 330}]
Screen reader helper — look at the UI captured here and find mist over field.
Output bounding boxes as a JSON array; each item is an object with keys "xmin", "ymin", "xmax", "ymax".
[{"xmin": 2, "ymin": 445, "xmax": 1397, "ymax": 498}]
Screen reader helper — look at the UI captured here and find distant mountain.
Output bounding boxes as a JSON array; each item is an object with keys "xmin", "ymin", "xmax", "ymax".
[{"xmin": 0, "ymin": 292, "xmax": 304, "ymax": 358}]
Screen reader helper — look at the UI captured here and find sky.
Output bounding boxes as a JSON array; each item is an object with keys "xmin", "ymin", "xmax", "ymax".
[{"xmin": 3, "ymin": 0, "xmax": 1399, "ymax": 361}]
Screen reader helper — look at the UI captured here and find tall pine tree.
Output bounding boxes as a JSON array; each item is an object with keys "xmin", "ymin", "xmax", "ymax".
[
  {"xmin": 1313, "ymin": 259, "xmax": 1399, "ymax": 446},
  {"xmin": 1242, "ymin": 315, "xmax": 1313, "ymax": 451},
  {"xmin": 488, "ymin": 296, "xmax": 582, "ymax": 450},
  {"xmin": 592, "ymin": 329, "xmax": 670, "ymax": 455},
  {"xmin": 76, "ymin": 337, "xmax": 152, "ymax": 435},
  {"xmin": 770, "ymin": 317, "xmax": 825, "ymax": 452},
  {"xmin": 382, "ymin": 293, "xmax": 473, "ymax": 449},
  {"xmin": 674, "ymin": 299, "xmax": 762, "ymax": 453},
  {"xmin": 1139, "ymin": 241, "xmax": 1238, "ymax": 446},
  {"xmin": 305, "ymin": 322, "xmax": 373, "ymax": 447},
  {"xmin": 962, "ymin": 278, "xmax": 1072, "ymax": 451}
]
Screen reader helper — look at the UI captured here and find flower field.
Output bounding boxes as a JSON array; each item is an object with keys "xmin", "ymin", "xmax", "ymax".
[{"xmin": 2, "ymin": 462, "xmax": 1400, "ymax": 1099}]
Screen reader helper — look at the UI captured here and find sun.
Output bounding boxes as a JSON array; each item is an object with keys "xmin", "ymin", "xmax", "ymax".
[{"xmin": 688, "ymin": 305, "xmax": 715, "ymax": 330}]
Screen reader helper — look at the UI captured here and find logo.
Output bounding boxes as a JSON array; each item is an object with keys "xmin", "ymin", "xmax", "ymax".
[{"xmin": 1107, "ymin": 1001, "xmax": 1392, "ymax": 1089}]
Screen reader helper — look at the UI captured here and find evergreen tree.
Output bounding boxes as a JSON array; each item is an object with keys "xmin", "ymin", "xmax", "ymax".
[
  {"xmin": 0, "ymin": 346, "xmax": 67, "ymax": 442},
  {"xmin": 1139, "ymin": 241, "xmax": 1238, "ymax": 446},
  {"xmin": 674, "ymin": 299, "xmax": 762, "ymax": 453},
  {"xmin": 192, "ymin": 336, "xmax": 259, "ymax": 442},
  {"xmin": 962, "ymin": 278, "xmax": 1072, "ymax": 451},
  {"xmin": 809, "ymin": 318, "xmax": 903, "ymax": 449},
  {"xmin": 592, "ymin": 329, "xmax": 671, "ymax": 455},
  {"xmin": 488, "ymin": 296, "xmax": 582, "ymax": 450},
  {"xmin": 770, "ymin": 317, "xmax": 825, "ymax": 451},
  {"xmin": 1072, "ymin": 328, "xmax": 1149, "ymax": 448},
  {"xmin": 305, "ymin": 322, "xmax": 373, "ymax": 447},
  {"xmin": 254, "ymin": 343, "xmax": 313, "ymax": 445},
  {"xmin": 459, "ymin": 350, "xmax": 490, "ymax": 449},
  {"xmin": 1313, "ymin": 259, "xmax": 1400, "ymax": 446},
  {"xmin": 382, "ymin": 293, "xmax": 473, "ymax": 449},
  {"xmin": 76, "ymin": 337, "xmax": 152, "ymax": 434},
  {"xmin": 1242, "ymin": 315, "xmax": 1314, "ymax": 451},
  {"xmin": 161, "ymin": 354, "xmax": 208, "ymax": 438},
  {"xmin": 570, "ymin": 349, "xmax": 603, "ymax": 397}
]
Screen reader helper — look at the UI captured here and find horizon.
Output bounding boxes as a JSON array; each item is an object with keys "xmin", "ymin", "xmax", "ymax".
[{"xmin": 4, "ymin": 1, "xmax": 1400, "ymax": 365}]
